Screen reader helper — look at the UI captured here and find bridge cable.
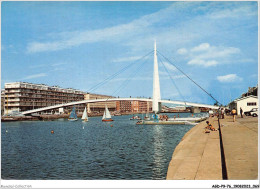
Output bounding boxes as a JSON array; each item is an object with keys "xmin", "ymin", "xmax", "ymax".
[
  {"xmin": 105, "ymin": 54, "xmax": 152, "ymax": 101},
  {"xmin": 157, "ymin": 50, "xmax": 222, "ymax": 106},
  {"xmin": 87, "ymin": 50, "xmax": 154, "ymax": 93},
  {"xmin": 157, "ymin": 55, "xmax": 187, "ymax": 108}
]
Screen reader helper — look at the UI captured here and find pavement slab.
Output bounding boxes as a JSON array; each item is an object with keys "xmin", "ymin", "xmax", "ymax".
[
  {"xmin": 220, "ymin": 116, "xmax": 258, "ymax": 180},
  {"xmin": 166, "ymin": 115, "xmax": 258, "ymax": 180}
]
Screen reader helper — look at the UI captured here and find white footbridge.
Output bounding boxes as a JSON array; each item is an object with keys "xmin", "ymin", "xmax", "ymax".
[
  {"xmin": 21, "ymin": 41, "xmax": 219, "ymax": 115},
  {"xmin": 21, "ymin": 98, "xmax": 219, "ymax": 115}
]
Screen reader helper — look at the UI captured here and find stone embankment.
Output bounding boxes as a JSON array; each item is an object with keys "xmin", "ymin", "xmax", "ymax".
[{"xmin": 166, "ymin": 116, "xmax": 258, "ymax": 180}]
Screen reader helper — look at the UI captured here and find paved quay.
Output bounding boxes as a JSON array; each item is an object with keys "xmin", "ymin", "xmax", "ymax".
[
  {"xmin": 221, "ymin": 116, "xmax": 258, "ymax": 180},
  {"xmin": 166, "ymin": 115, "xmax": 258, "ymax": 180}
]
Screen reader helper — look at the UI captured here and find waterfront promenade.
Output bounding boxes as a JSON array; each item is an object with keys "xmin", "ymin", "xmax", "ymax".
[{"xmin": 166, "ymin": 116, "xmax": 258, "ymax": 180}]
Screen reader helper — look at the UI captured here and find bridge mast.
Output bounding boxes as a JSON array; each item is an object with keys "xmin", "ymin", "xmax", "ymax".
[{"xmin": 152, "ymin": 41, "xmax": 161, "ymax": 114}]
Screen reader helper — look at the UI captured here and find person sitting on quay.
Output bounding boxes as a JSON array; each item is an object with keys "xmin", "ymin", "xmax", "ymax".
[{"xmin": 205, "ymin": 121, "xmax": 217, "ymax": 132}]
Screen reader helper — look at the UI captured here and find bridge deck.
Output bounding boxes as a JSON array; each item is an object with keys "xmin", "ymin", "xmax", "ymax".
[{"xmin": 21, "ymin": 98, "xmax": 219, "ymax": 115}]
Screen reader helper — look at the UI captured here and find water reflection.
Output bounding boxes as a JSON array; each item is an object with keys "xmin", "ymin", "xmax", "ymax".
[{"xmin": 151, "ymin": 125, "xmax": 166, "ymax": 179}]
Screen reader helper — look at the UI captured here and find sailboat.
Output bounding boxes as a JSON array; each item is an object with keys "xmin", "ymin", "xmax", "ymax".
[
  {"xmin": 102, "ymin": 105, "xmax": 113, "ymax": 122},
  {"xmin": 81, "ymin": 107, "xmax": 88, "ymax": 122},
  {"xmin": 68, "ymin": 106, "xmax": 78, "ymax": 121}
]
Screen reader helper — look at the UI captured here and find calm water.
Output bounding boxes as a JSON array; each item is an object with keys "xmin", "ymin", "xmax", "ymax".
[{"xmin": 1, "ymin": 113, "xmax": 195, "ymax": 180}]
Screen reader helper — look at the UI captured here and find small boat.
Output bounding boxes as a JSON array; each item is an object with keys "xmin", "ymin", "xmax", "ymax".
[
  {"xmin": 102, "ymin": 105, "xmax": 113, "ymax": 122},
  {"xmin": 68, "ymin": 106, "xmax": 78, "ymax": 121},
  {"xmin": 81, "ymin": 107, "xmax": 88, "ymax": 122},
  {"xmin": 130, "ymin": 115, "xmax": 141, "ymax": 120}
]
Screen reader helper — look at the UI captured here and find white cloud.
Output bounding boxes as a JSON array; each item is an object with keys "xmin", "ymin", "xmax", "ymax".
[
  {"xmin": 177, "ymin": 48, "xmax": 188, "ymax": 55},
  {"xmin": 22, "ymin": 73, "xmax": 47, "ymax": 80},
  {"xmin": 209, "ymin": 5, "xmax": 257, "ymax": 19},
  {"xmin": 187, "ymin": 59, "xmax": 218, "ymax": 67},
  {"xmin": 185, "ymin": 43, "xmax": 240, "ymax": 67},
  {"xmin": 26, "ymin": 3, "xmax": 186, "ymax": 53},
  {"xmin": 112, "ymin": 56, "xmax": 143, "ymax": 63},
  {"xmin": 217, "ymin": 74, "xmax": 243, "ymax": 83},
  {"xmin": 26, "ymin": 1, "xmax": 256, "ymax": 55},
  {"xmin": 191, "ymin": 43, "xmax": 210, "ymax": 52},
  {"xmin": 195, "ymin": 46, "xmax": 240, "ymax": 59}
]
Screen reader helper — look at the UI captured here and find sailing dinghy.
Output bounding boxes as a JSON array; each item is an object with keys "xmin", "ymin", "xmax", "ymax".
[
  {"xmin": 102, "ymin": 105, "xmax": 113, "ymax": 122},
  {"xmin": 81, "ymin": 107, "xmax": 88, "ymax": 122},
  {"xmin": 68, "ymin": 106, "xmax": 78, "ymax": 121}
]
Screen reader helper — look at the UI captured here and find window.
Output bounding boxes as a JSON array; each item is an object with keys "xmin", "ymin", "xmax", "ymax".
[{"xmin": 247, "ymin": 102, "xmax": 257, "ymax": 106}]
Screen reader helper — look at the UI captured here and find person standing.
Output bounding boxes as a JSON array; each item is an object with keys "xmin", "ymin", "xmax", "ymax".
[
  {"xmin": 240, "ymin": 107, "xmax": 243, "ymax": 118},
  {"xmin": 232, "ymin": 108, "xmax": 237, "ymax": 122},
  {"xmin": 221, "ymin": 108, "xmax": 225, "ymax": 119}
]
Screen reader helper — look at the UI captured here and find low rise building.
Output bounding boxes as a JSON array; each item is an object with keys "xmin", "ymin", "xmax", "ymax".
[{"xmin": 229, "ymin": 95, "xmax": 258, "ymax": 115}]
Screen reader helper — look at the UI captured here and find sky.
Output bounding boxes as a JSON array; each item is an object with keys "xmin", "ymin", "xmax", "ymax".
[{"xmin": 1, "ymin": 1, "xmax": 258, "ymax": 106}]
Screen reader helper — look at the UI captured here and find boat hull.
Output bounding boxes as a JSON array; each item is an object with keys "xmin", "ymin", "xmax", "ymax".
[
  {"xmin": 102, "ymin": 119, "xmax": 114, "ymax": 122},
  {"xmin": 68, "ymin": 118, "xmax": 78, "ymax": 121}
]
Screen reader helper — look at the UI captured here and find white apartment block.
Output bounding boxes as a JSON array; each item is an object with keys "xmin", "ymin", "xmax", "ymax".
[{"xmin": 3, "ymin": 82, "xmax": 86, "ymax": 115}]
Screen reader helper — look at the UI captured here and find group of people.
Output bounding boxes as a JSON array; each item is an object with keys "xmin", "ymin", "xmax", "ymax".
[
  {"xmin": 217, "ymin": 107, "xmax": 244, "ymax": 122},
  {"xmin": 205, "ymin": 107, "xmax": 245, "ymax": 133},
  {"xmin": 159, "ymin": 114, "xmax": 169, "ymax": 121}
]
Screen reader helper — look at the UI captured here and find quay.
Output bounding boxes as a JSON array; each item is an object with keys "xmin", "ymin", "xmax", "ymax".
[
  {"xmin": 136, "ymin": 117, "xmax": 207, "ymax": 125},
  {"xmin": 166, "ymin": 115, "xmax": 258, "ymax": 180}
]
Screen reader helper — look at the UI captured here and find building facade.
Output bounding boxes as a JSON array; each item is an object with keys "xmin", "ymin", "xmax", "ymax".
[
  {"xmin": 1, "ymin": 89, "xmax": 5, "ymax": 115},
  {"xmin": 116, "ymin": 101, "xmax": 132, "ymax": 113},
  {"xmin": 116, "ymin": 100, "xmax": 152, "ymax": 113},
  {"xmin": 4, "ymin": 82, "xmax": 86, "ymax": 115},
  {"xmin": 229, "ymin": 95, "xmax": 258, "ymax": 115},
  {"xmin": 84, "ymin": 93, "xmax": 116, "ymax": 113},
  {"xmin": 3, "ymin": 82, "xmax": 156, "ymax": 115}
]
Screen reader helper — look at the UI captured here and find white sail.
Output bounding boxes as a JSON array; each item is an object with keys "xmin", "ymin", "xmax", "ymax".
[
  {"xmin": 102, "ymin": 111, "xmax": 106, "ymax": 120},
  {"xmin": 105, "ymin": 105, "xmax": 111, "ymax": 119},
  {"xmin": 81, "ymin": 107, "xmax": 88, "ymax": 120}
]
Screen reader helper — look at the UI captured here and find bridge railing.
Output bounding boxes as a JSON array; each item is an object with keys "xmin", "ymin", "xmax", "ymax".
[{"xmin": 21, "ymin": 98, "xmax": 219, "ymax": 115}]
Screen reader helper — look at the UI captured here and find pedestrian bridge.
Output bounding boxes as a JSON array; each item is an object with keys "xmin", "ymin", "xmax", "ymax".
[
  {"xmin": 21, "ymin": 97, "xmax": 219, "ymax": 115},
  {"xmin": 21, "ymin": 42, "xmax": 220, "ymax": 116}
]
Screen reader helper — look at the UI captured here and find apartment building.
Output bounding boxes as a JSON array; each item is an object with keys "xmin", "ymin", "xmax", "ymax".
[
  {"xmin": 116, "ymin": 100, "xmax": 152, "ymax": 113},
  {"xmin": 1, "ymin": 89, "xmax": 5, "ymax": 115},
  {"xmin": 138, "ymin": 101, "xmax": 152, "ymax": 113},
  {"xmin": 4, "ymin": 82, "xmax": 86, "ymax": 115},
  {"xmin": 3, "ymin": 82, "xmax": 154, "ymax": 115},
  {"xmin": 116, "ymin": 101, "xmax": 132, "ymax": 113},
  {"xmin": 84, "ymin": 93, "xmax": 116, "ymax": 113}
]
